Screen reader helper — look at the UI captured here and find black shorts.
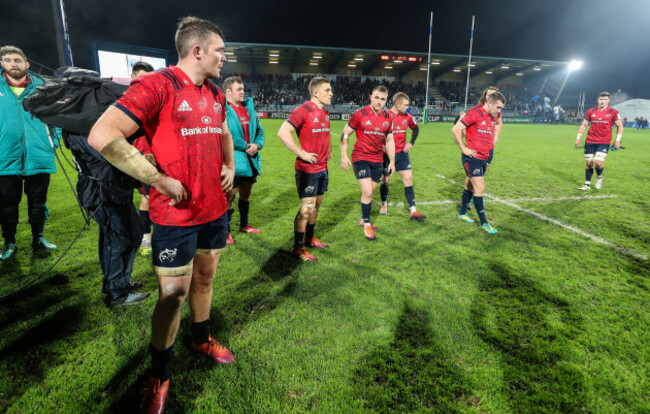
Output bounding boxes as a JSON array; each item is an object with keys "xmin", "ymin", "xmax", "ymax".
[
  {"xmin": 152, "ymin": 213, "xmax": 228, "ymax": 276},
  {"xmin": 353, "ymin": 160, "xmax": 383, "ymax": 182},
  {"xmin": 486, "ymin": 149, "xmax": 494, "ymax": 165},
  {"xmin": 295, "ymin": 169, "xmax": 329, "ymax": 199},
  {"xmin": 233, "ymin": 174, "xmax": 258, "ymax": 189},
  {"xmin": 383, "ymin": 152, "xmax": 411, "ymax": 174},
  {"xmin": 461, "ymin": 154, "xmax": 488, "ymax": 178}
]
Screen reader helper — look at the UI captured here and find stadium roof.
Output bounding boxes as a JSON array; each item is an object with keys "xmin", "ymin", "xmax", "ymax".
[{"xmin": 225, "ymin": 42, "xmax": 569, "ymax": 80}]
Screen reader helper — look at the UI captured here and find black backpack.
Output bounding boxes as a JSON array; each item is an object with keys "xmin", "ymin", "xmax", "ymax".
[{"xmin": 22, "ymin": 67, "xmax": 128, "ymax": 135}]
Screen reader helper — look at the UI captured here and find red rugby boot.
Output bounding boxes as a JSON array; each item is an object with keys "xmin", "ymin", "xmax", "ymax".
[
  {"xmin": 409, "ymin": 211, "xmax": 427, "ymax": 221},
  {"xmin": 239, "ymin": 226, "xmax": 262, "ymax": 233},
  {"xmin": 292, "ymin": 247, "xmax": 318, "ymax": 262},
  {"xmin": 192, "ymin": 336, "xmax": 234, "ymax": 365},
  {"xmin": 359, "ymin": 220, "xmax": 378, "ymax": 230},
  {"xmin": 226, "ymin": 233, "xmax": 234, "ymax": 245},
  {"xmin": 140, "ymin": 377, "xmax": 169, "ymax": 414},
  {"xmin": 306, "ymin": 238, "xmax": 329, "ymax": 248},
  {"xmin": 363, "ymin": 224, "xmax": 376, "ymax": 241}
]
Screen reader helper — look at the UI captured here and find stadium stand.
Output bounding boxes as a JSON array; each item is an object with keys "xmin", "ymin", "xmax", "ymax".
[{"xmin": 217, "ymin": 43, "xmax": 570, "ymax": 120}]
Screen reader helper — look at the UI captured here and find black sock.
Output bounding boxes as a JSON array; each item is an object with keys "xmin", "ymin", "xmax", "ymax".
[
  {"xmin": 361, "ymin": 202, "xmax": 372, "ymax": 223},
  {"xmin": 150, "ymin": 343, "xmax": 175, "ymax": 382},
  {"xmin": 190, "ymin": 319, "xmax": 211, "ymax": 346},
  {"xmin": 294, "ymin": 231, "xmax": 305, "ymax": 248},
  {"xmin": 227, "ymin": 208, "xmax": 235, "ymax": 233},
  {"xmin": 31, "ymin": 222, "xmax": 44, "ymax": 242},
  {"xmin": 305, "ymin": 223, "xmax": 315, "ymax": 244},
  {"xmin": 139, "ymin": 210, "xmax": 151, "ymax": 234},
  {"xmin": 404, "ymin": 186, "xmax": 415, "ymax": 208},
  {"xmin": 585, "ymin": 167, "xmax": 594, "ymax": 183},
  {"xmin": 473, "ymin": 196, "xmax": 488, "ymax": 225},
  {"xmin": 595, "ymin": 167, "xmax": 604, "ymax": 178},
  {"xmin": 459, "ymin": 189, "xmax": 472, "ymax": 215},
  {"xmin": 238, "ymin": 199, "xmax": 250, "ymax": 228},
  {"xmin": 380, "ymin": 184, "xmax": 389, "ymax": 202}
]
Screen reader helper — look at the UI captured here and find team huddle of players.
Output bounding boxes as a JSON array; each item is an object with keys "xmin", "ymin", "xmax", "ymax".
[{"xmin": 86, "ymin": 16, "xmax": 623, "ymax": 414}]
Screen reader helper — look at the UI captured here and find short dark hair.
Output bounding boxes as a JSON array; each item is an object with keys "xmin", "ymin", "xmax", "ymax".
[
  {"xmin": 308, "ymin": 77, "xmax": 330, "ymax": 95},
  {"xmin": 175, "ymin": 16, "xmax": 224, "ymax": 58},
  {"xmin": 0, "ymin": 45, "xmax": 27, "ymax": 61},
  {"xmin": 479, "ymin": 86, "xmax": 500, "ymax": 104},
  {"xmin": 223, "ymin": 75, "xmax": 243, "ymax": 91},
  {"xmin": 599, "ymin": 92, "xmax": 611, "ymax": 98},
  {"xmin": 372, "ymin": 85, "xmax": 388, "ymax": 95},
  {"xmin": 487, "ymin": 91, "xmax": 506, "ymax": 105},
  {"xmin": 132, "ymin": 61, "xmax": 154, "ymax": 74}
]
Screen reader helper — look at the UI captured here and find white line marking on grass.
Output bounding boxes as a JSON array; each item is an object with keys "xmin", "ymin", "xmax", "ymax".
[
  {"xmin": 435, "ymin": 174, "xmax": 648, "ymax": 261},
  {"xmin": 380, "ymin": 194, "xmax": 617, "ymax": 208}
]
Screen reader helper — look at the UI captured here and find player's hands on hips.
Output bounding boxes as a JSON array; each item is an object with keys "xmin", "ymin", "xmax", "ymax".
[
  {"xmin": 613, "ymin": 141, "xmax": 621, "ymax": 150},
  {"xmin": 299, "ymin": 149, "xmax": 318, "ymax": 164},
  {"xmin": 152, "ymin": 174, "xmax": 187, "ymax": 206},
  {"xmin": 341, "ymin": 156, "xmax": 352, "ymax": 172},
  {"xmin": 574, "ymin": 139, "xmax": 581, "ymax": 147},
  {"xmin": 221, "ymin": 165, "xmax": 235, "ymax": 192},
  {"xmin": 461, "ymin": 146, "xmax": 477, "ymax": 157},
  {"xmin": 403, "ymin": 143, "xmax": 413, "ymax": 153},
  {"xmin": 245, "ymin": 143, "xmax": 259, "ymax": 156}
]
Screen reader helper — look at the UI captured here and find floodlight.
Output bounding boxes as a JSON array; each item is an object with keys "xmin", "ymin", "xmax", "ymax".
[{"xmin": 568, "ymin": 60, "xmax": 583, "ymax": 71}]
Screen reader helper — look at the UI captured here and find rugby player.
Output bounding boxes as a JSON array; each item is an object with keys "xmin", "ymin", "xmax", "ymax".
[
  {"xmin": 340, "ymin": 85, "xmax": 395, "ymax": 240},
  {"xmin": 574, "ymin": 92, "xmax": 623, "ymax": 190},
  {"xmin": 277, "ymin": 77, "xmax": 333, "ymax": 262},
  {"xmin": 88, "ymin": 16, "xmax": 235, "ymax": 413},
  {"xmin": 379, "ymin": 92, "xmax": 426, "ymax": 220},
  {"xmin": 464, "ymin": 87, "xmax": 502, "ymax": 211},
  {"xmin": 224, "ymin": 76, "xmax": 265, "ymax": 244},
  {"xmin": 452, "ymin": 92, "xmax": 506, "ymax": 234}
]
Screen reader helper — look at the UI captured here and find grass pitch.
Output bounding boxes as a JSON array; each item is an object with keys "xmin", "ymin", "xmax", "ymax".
[{"xmin": 1, "ymin": 121, "xmax": 648, "ymax": 413}]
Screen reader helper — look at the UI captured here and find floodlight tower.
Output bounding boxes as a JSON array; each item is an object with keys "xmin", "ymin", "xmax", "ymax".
[{"xmin": 553, "ymin": 59, "xmax": 582, "ymax": 106}]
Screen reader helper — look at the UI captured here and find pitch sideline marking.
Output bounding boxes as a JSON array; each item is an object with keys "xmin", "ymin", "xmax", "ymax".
[
  {"xmin": 435, "ymin": 174, "xmax": 648, "ymax": 261},
  {"xmin": 381, "ymin": 194, "xmax": 617, "ymax": 208}
]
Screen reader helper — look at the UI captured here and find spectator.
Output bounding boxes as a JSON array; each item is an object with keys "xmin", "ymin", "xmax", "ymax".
[{"xmin": 0, "ymin": 45, "xmax": 59, "ymax": 260}]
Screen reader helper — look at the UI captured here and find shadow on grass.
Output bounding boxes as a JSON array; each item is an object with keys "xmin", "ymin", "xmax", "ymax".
[
  {"xmin": 105, "ymin": 346, "xmax": 150, "ymax": 413},
  {"xmin": 471, "ymin": 261, "xmax": 589, "ymax": 413},
  {"xmin": 620, "ymin": 256, "xmax": 650, "ymax": 292},
  {"xmin": 0, "ymin": 299, "xmax": 87, "ymax": 412},
  {"xmin": 354, "ymin": 301, "xmax": 478, "ymax": 413}
]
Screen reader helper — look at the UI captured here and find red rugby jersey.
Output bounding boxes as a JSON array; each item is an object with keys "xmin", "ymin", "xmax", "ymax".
[
  {"xmin": 114, "ymin": 66, "xmax": 227, "ymax": 226},
  {"xmin": 390, "ymin": 112, "xmax": 417, "ymax": 153},
  {"xmin": 460, "ymin": 107, "xmax": 496, "ymax": 160},
  {"xmin": 286, "ymin": 101, "xmax": 330, "ymax": 173},
  {"xmin": 349, "ymin": 106, "xmax": 392, "ymax": 163},
  {"xmin": 469, "ymin": 104, "xmax": 500, "ymax": 150},
  {"xmin": 231, "ymin": 102, "xmax": 250, "ymax": 143},
  {"xmin": 584, "ymin": 106, "xmax": 620, "ymax": 144}
]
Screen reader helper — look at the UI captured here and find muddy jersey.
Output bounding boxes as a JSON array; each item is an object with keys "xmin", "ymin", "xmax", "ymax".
[
  {"xmin": 390, "ymin": 112, "xmax": 417, "ymax": 153},
  {"xmin": 348, "ymin": 106, "xmax": 392, "ymax": 163},
  {"xmin": 460, "ymin": 106, "xmax": 497, "ymax": 161},
  {"xmin": 286, "ymin": 101, "xmax": 330, "ymax": 173},
  {"xmin": 114, "ymin": 66, "xmax": 227, "ymax": 226},
  {"xmin": 584, "ymin": 106, "xmax": 620, "ymax": 144}
]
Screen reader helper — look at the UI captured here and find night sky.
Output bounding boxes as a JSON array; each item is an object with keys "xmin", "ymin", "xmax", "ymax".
[{"xmin": 3, "ymin": 0, "xmax": 649, "ymax": 104}]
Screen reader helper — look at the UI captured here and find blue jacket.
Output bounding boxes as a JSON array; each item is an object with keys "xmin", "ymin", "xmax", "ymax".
[
  {"xmin": 0, "ymin": 70, "xmax": 60, "ymax": 176},
  {"xmin": 226, "ymin": 98, "xmax": 265, "ymax": 177}
]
